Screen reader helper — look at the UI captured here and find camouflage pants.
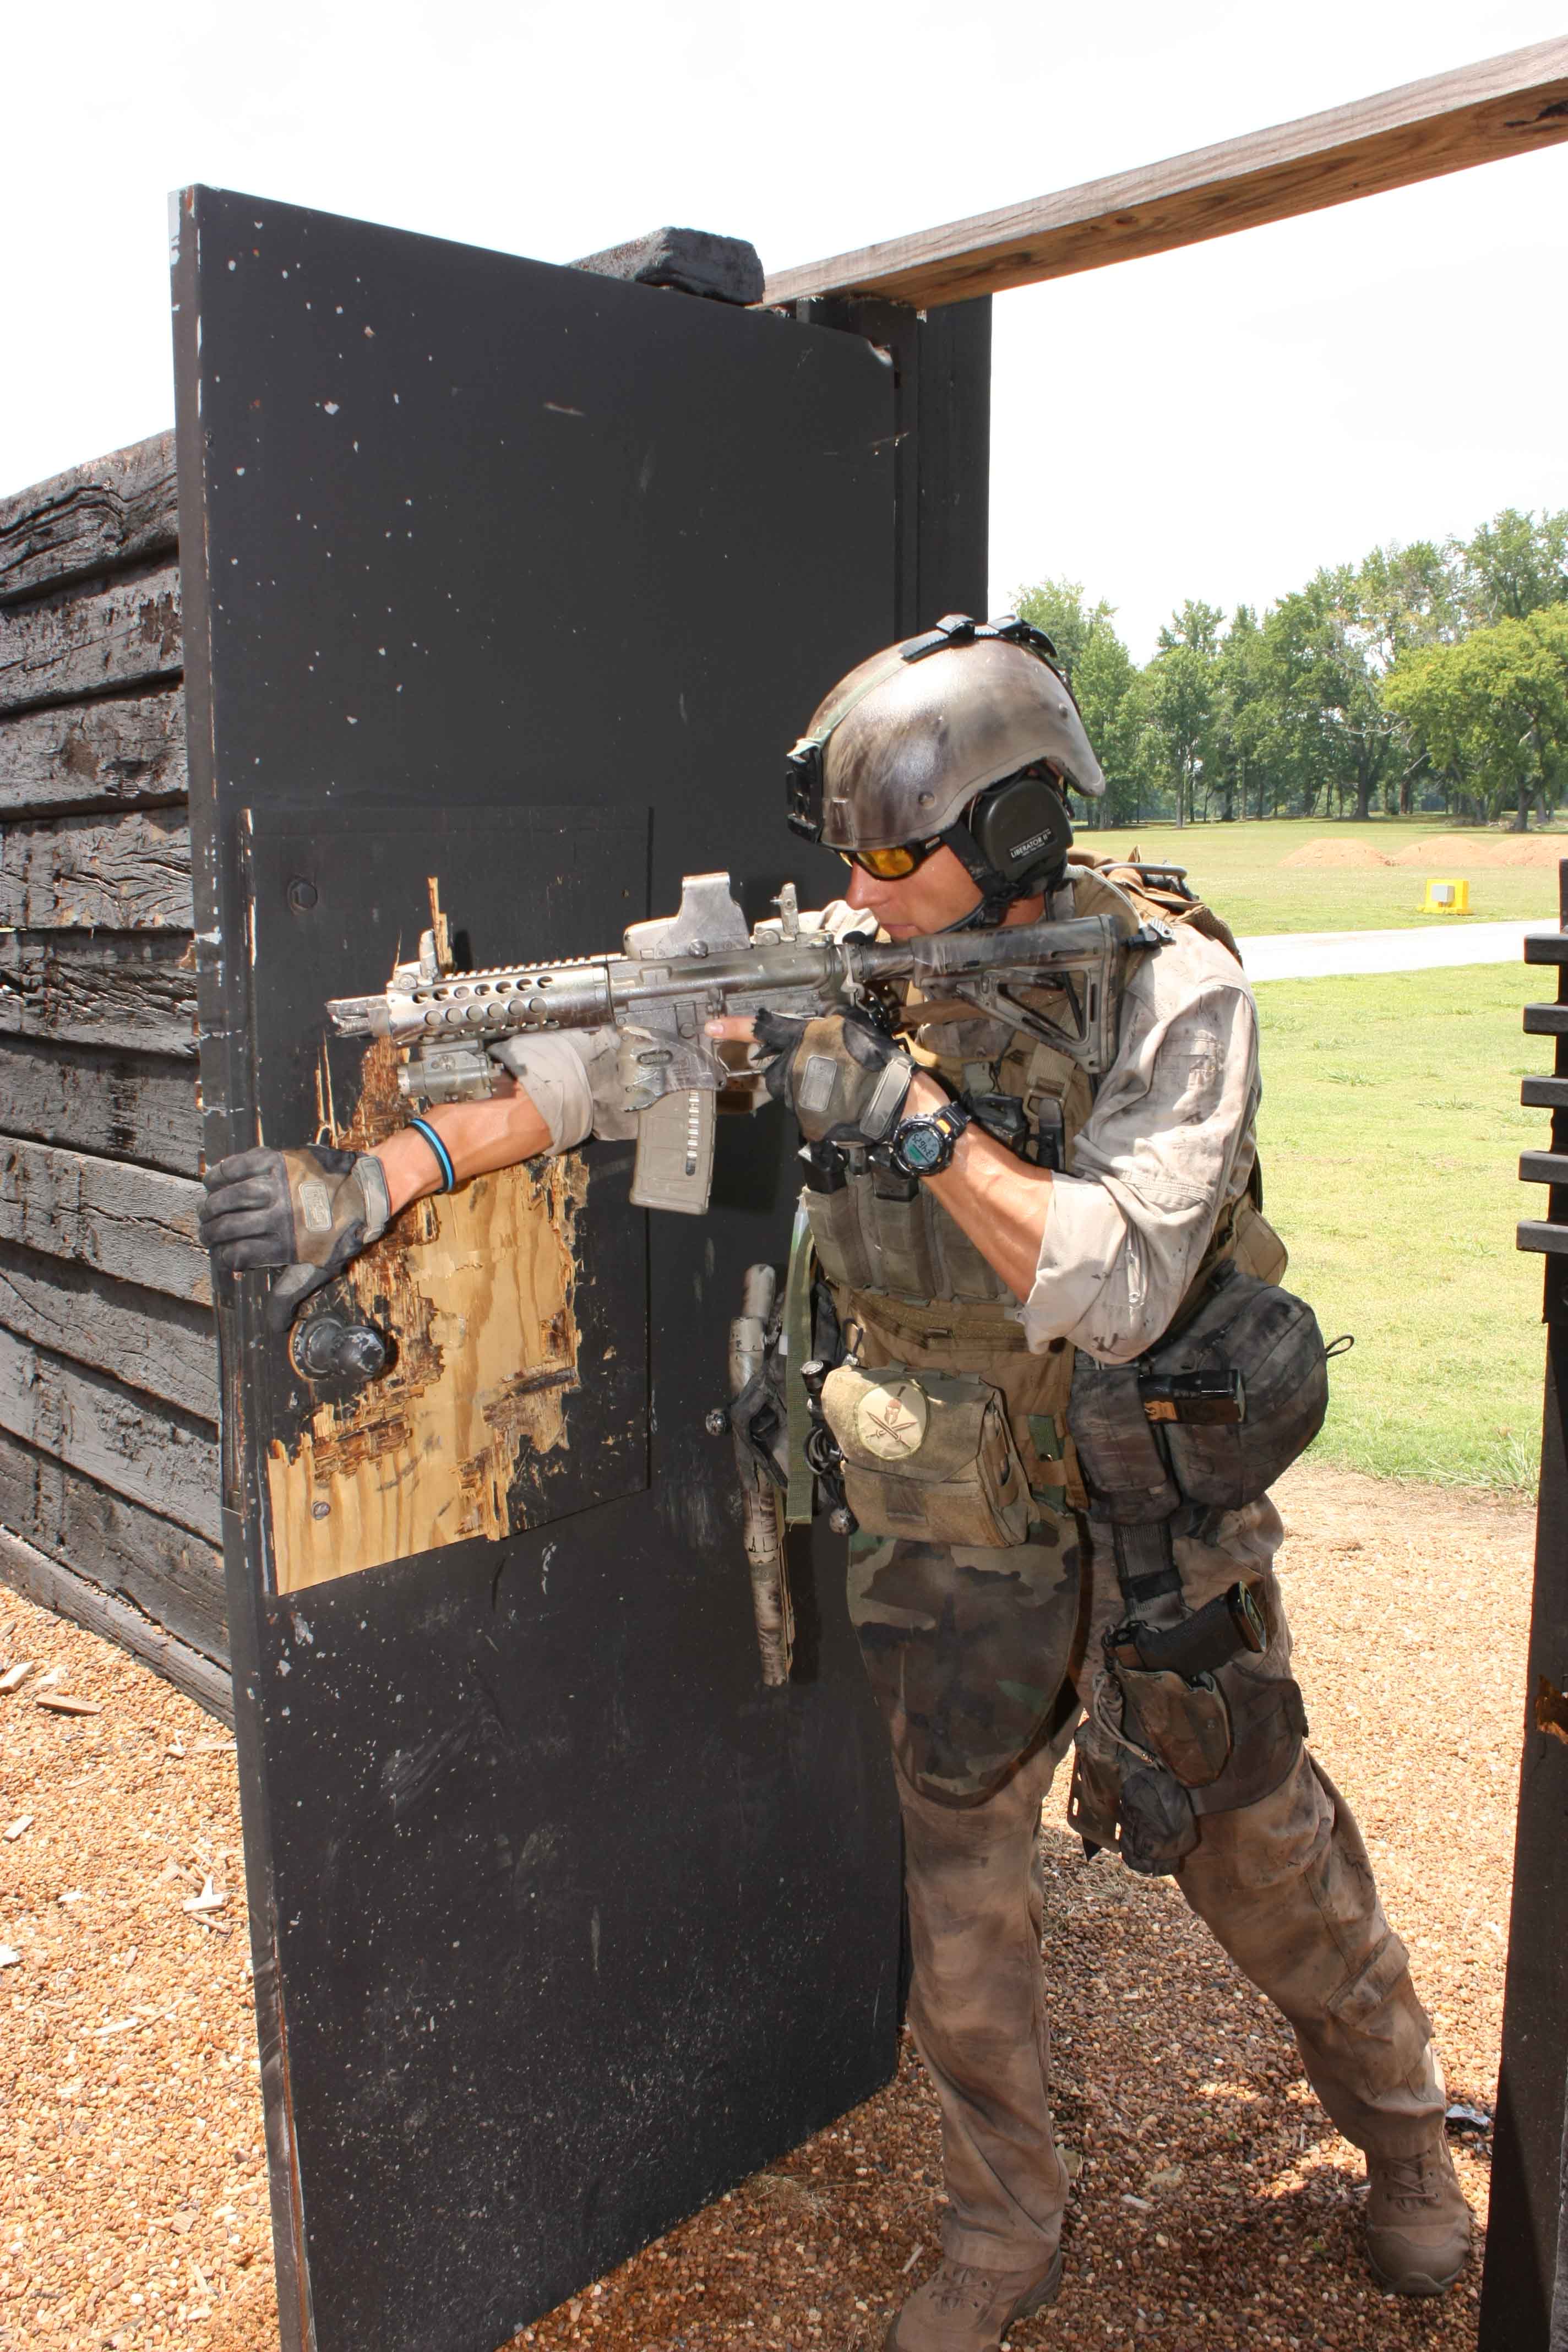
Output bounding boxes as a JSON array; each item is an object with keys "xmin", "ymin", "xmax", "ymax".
[
  {"xmin": 857, "ymin": 1501, "xmax": 1444, "ymax": 2270},
  {"xmin": 846, "ymin": 1510, "xmax": 1083, "ymax": 1806}
]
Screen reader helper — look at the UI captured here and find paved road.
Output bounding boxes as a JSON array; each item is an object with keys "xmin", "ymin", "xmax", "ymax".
[{"xmin": 1238, "ymin": 920, "xmax": 1555, "ymax": 983}]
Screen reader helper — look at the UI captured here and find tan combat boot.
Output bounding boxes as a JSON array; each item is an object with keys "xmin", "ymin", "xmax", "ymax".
[
  {"xmin": 884, "ymin": 2250, "xmax": 1062, "ymax": 2350},
  {"xmin": 1364, "ymin": 2136, "xmax": 1472, "ymax": 2295}
]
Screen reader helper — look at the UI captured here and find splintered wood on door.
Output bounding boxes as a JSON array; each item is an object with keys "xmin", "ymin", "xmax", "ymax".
[
  {"xmin": 265, "ymin": 1048, "xmax": 593, "ymax": 1587},
  {"xmin": 241, "ymin": 803, "xmax": 653, "ymax": 1592}
]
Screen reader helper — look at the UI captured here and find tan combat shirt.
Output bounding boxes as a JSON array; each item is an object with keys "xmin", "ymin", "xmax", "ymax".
[{"xmin": 1024, "ymin": 921, "xmax": 1260, "ymax": 1366}]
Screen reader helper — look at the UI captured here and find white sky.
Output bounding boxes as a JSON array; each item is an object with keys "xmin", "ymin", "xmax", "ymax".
[{"xmin": 7, "ymin": 1, "xmax": 1567, "ymax": 661}]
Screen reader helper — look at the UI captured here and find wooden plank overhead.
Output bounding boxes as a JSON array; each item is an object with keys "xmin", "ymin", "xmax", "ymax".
[{"xmin": 764, "ymin": 36, "xmax": 1568, "ymax": 308}]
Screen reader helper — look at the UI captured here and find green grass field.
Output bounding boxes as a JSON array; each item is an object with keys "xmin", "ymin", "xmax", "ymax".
[
  {"xmin": 1079, "ymin": 815, "xmax": 1560, "ymax": 936},
  {"xmin": 1255, "ymin": 963, "xmax": 1553, "ymax": 1491}
]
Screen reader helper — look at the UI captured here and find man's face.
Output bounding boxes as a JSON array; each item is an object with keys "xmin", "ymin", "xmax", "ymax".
[
  {"xmin": 839, "ymin": 842, "xmax": 984, "ymax": 939},
  {"xmin": 839, "ymin": 842, "xmax": 1044, "ymax": 939}
]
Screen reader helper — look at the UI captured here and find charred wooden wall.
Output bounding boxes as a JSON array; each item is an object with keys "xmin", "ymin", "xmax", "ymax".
[{"xmin": 0, "ymin": 434, "xmax": 229, "ymax": 1718}]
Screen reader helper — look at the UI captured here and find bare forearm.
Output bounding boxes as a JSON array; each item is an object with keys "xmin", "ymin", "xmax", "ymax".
[
  {"xmin": 906, "ymin": 1072, "xmax": 1053, "ymax": 1303},
  {"xmin": 372, "ymin": 1081, "xmax": 552, "ymax": 1216}
]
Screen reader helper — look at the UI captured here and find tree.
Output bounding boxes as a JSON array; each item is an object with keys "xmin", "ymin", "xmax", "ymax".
[
  {"xmin": 1157, "ymin": 600, "xmax": 1224, "ymax": 660},
  {"xmin": 1383, "ymin": 607, "xmax": 1568, "ymax": 831},
  {"xmin": 1140, "ymin": 635, "xmax": 1216, "ymax": 827},
  {"xmin": 1011, "ymin": 578, "xmax": 1140, "ymax": 826},
  {"xmin": 1209, "ymin": 606, "xmax": 1272, "ymax": 821},
  {"xmin": 1457, "ymin": 508, "xmax": 1568, "ymax": 628},
  {"xmin": 1011, "ymin": 576, "xmax": 1114, "ymax": 673},
  {"xmin": 1009, "ymin": 505, "xmax": 1568, "ymax": 828},
  {"xmin": 1353, "ymin": 540, "xmax": 1460, "ymax": 811}
]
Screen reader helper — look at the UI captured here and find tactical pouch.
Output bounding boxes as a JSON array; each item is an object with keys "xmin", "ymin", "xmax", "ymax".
[
  {"xmin": 1070, "ymin": 1267, "xmax": 1332, "ymax": 1516},
  {"xmin": 1188, "ymin": 1667, "xmax": 1309, "ymax": 1816},
  {"xmin": 1117, "ymin": 1664, "xmax": 1233, "ymax": 1788},
  {"xmin": 802, "ymin": 1170, "xmax": 875, "ymax": 1292},
  {"xmin": 1117, "ymin": 1767, "xmax": 1199, "ymax": 1877},
  {"xmin": 819, "ymin": 1363, "xmax": 1031, "ymax": 1546},
  {"xmin": 1155, "ymin": 1267, "xmax": 1331, "ymax": 1511},
  {"xmin": 1066, "ymin": 1732, "xmax": 1123, "ymax": 1852}
]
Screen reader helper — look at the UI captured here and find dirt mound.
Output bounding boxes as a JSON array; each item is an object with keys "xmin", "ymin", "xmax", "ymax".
[
  {"xmin": 1490, "ymin": 835, "xmax": 1568, "ymax": 868},
  {"xmin": 1390, "ymin": 837, "xmax": 1499, "ymax": 868},
  {"xmin": 1278, "ymin": 840, "xmax": 1392, "ymax": 869},
  {"xmin": 1390, "ymin": 834, "xmax": 1568, "ymax": 869}
]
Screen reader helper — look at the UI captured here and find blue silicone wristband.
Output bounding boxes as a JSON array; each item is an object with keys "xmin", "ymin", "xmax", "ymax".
[{"xmin": 407, "ymin": 1116, "xmax": 456, "ymax": 1194}]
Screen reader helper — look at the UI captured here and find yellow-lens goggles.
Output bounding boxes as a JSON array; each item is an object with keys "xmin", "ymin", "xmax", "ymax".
[{"xmin": 837, "ymin": 838, "xmax": 942, "ymax": 881}]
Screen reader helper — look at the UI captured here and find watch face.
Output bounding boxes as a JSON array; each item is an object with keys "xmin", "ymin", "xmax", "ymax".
[{"xmin": 899, "ymin": 1120, "xmax": 949, "ymax": 1173}]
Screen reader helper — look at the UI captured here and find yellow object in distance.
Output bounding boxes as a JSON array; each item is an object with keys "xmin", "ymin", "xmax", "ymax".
[{"xmin": 1422, "ymin": 878, "xmax": 1471, "ymax": 915}]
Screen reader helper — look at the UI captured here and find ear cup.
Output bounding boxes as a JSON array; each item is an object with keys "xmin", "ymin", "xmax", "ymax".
[{"xmin": 967, "ymin": 772, "xmax": 1073, "ymax": 890}]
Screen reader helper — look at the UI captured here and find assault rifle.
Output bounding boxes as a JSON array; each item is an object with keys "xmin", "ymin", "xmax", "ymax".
[{"xmin": 328, "ymin": 872, "xmax": 1160, "ymax": 1213}]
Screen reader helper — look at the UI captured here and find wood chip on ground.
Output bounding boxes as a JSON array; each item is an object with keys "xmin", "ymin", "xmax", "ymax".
[{"xmin": 0, "ymin": 1458, "xmax": 1532, "ymax": 2350}]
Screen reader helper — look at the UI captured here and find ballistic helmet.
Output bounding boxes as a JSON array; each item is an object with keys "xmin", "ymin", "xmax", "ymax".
[{"xmin": 786, "ymin": 615, "xmax": 1106, "ymax": 923}]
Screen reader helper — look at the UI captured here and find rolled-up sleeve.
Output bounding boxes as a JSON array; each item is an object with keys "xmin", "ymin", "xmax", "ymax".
[
  {"xmin": 487, "ymin": 1027, "xmax": 638, "ymax": 1155},
  {"xmin": 1023, "ymin": 933, "xmax": 1259, "ymax": 1364}
]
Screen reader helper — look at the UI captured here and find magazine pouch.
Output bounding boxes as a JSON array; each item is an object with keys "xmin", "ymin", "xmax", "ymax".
[{"xmin": 820, "ymin": 1364, "xmax": 1031, "ymax": 1547}]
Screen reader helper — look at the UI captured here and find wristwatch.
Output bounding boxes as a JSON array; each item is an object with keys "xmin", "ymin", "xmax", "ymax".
[{"xmin": 889, "ymin": 1101, "xmax": 971, "ymax": 1178}]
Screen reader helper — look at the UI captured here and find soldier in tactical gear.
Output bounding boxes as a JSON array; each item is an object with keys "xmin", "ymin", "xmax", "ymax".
[{"xmin": 201, "ymin": 618, "xmax": 1471, "ymax": 2350}]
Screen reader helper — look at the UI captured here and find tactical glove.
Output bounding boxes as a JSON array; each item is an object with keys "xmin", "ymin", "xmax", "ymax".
[
  {"xmin": 199, "ymin": 1145, "xmax": 393, "ymax": 1332},
  {"xmin": 752, "ymin": 1009, "xmax": 915, "ymax": 1147}
]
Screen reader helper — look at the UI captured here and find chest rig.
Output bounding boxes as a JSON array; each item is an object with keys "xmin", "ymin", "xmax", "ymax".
[
  {"xmin": 798, "ymin": 857, "xmax": 1238, "ymax": 1496},
  {"xmin": 802, "ymin": 857, "xmax": 1239, "ymax": 1311}
]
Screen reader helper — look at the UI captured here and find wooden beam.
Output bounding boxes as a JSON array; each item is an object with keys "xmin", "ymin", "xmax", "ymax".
[
  {"xmin": 0, "ymin": 1039, "xmax": 202, "ymax": 1178},
  {"xmin": 0, "ymin": 562, "xmax": 181, "ymax": 717},
  {"xmin": 0, "ymin": 1326, "xmax": 220, "ymax": 1541},
  {"xmin": 0, "ymin": 433, "xmax": 177, "ymax": 608},
  {"xmin": 0, "ymin": 1135, "xmax": 210, "ymax": 1304},
  {"xmin": 0, "ymin": 1245, "xmax": 218, "ymax": 1422},
  {"xmin": 0, "ymin": 1518, "xmax": 230, "ymax": 1722},
  {"xmin": 0, "ymin": 929, "xmax": 198, "ymax": 1059},
  {"xmin": 0, "ymin": 1429, "xmax": 227, "ymax": 1666},
  {"xmin": 1, "ymin": 689, "xmax": 188, "ymax": 818},
  {"xmin": 764, "ymin": 37, "xmax": 1568, "ymax": 308},
  {"xmin": 0, "ymin": 810, "xmax": 193, "ymax": 930}
]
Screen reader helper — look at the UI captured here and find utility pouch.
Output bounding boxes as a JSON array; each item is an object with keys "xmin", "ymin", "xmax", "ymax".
[
  {"xmin": 1117, "ymin": 1766, "xmax": 1198, "ymax": 1877},
  {"xmin": 1070, "ymin": 1267, "xmax": 1334, "ymax": 1516},
  {"xmin": 1189, "ymin": 1668, "xmax": 1310, "ymax": 1816},
  {"xmin": 1066, "ymin": 1732, "xmax": 1123, "ymax": 1854},
  {"xmin": 1152, "ymin": 1266, "xmax": 1331, "ymax": 1510},
  {"xmin": 819, "ymin": 1363, "xmax": 1031, "ymax": 1547},
  {"xmin": 802, "ymin": 1167, "xmax": 875, "ymax": 1292},
  {"xmin": 1116, "ymin": 1664, "xmax": 1233, "ymax": 1788}
]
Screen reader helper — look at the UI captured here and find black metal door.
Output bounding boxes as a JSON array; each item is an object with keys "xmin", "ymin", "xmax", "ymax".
[{"xmin": 171, "ymin": 186, "xmax": 913, "ymax": 2352}]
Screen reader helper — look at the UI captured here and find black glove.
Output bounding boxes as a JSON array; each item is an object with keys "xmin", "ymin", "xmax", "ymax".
[
  {"xmin": 199, "ymin": 1145, "xmax": 393, "ymax": 1332},
  {"xmin": 752, "ymin": 1010, "xmax": 916, "ymax": 1146}
]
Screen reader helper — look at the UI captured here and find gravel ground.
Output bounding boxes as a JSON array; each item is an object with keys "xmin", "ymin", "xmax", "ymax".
[{"xmin": 0, "ymin": 1458, "xmax": 1534, "ymax": 2352}]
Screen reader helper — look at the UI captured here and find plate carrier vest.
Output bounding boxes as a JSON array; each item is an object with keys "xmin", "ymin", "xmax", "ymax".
[{"xmin": 798, "ymin": 854, "xmax": 1287, "ymax": 1512}]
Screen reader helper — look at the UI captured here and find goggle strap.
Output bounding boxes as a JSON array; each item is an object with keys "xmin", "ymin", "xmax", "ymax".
[{"xmin": 790, "ymin": 646, "xmax": 913, "ymax": 763}]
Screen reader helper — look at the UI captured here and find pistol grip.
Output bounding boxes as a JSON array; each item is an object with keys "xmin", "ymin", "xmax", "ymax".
[{"xmin": 630, "ymin": 1087, "xmax": 715, "ymax": 1214}]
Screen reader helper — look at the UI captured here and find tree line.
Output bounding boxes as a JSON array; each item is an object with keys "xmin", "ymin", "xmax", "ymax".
[{"xmin": 1016, "ymin": 507, "xmax": 1568, "ymax": 831}]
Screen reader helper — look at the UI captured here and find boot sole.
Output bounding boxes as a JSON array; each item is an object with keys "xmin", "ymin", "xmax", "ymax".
[
  {"xmin": 882, "ymin": 2249, "xmax": 1064, "ymax": 2349},
  {"xmin": 1364, "ymin": 2241, "xmax": 1468, "ymax": 2297}
]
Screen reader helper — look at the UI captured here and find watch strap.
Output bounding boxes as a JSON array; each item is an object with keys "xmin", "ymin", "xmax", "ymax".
[{"xmin": 890, "ymin": 1100, "xmax": 971, "ymax": 1177}]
